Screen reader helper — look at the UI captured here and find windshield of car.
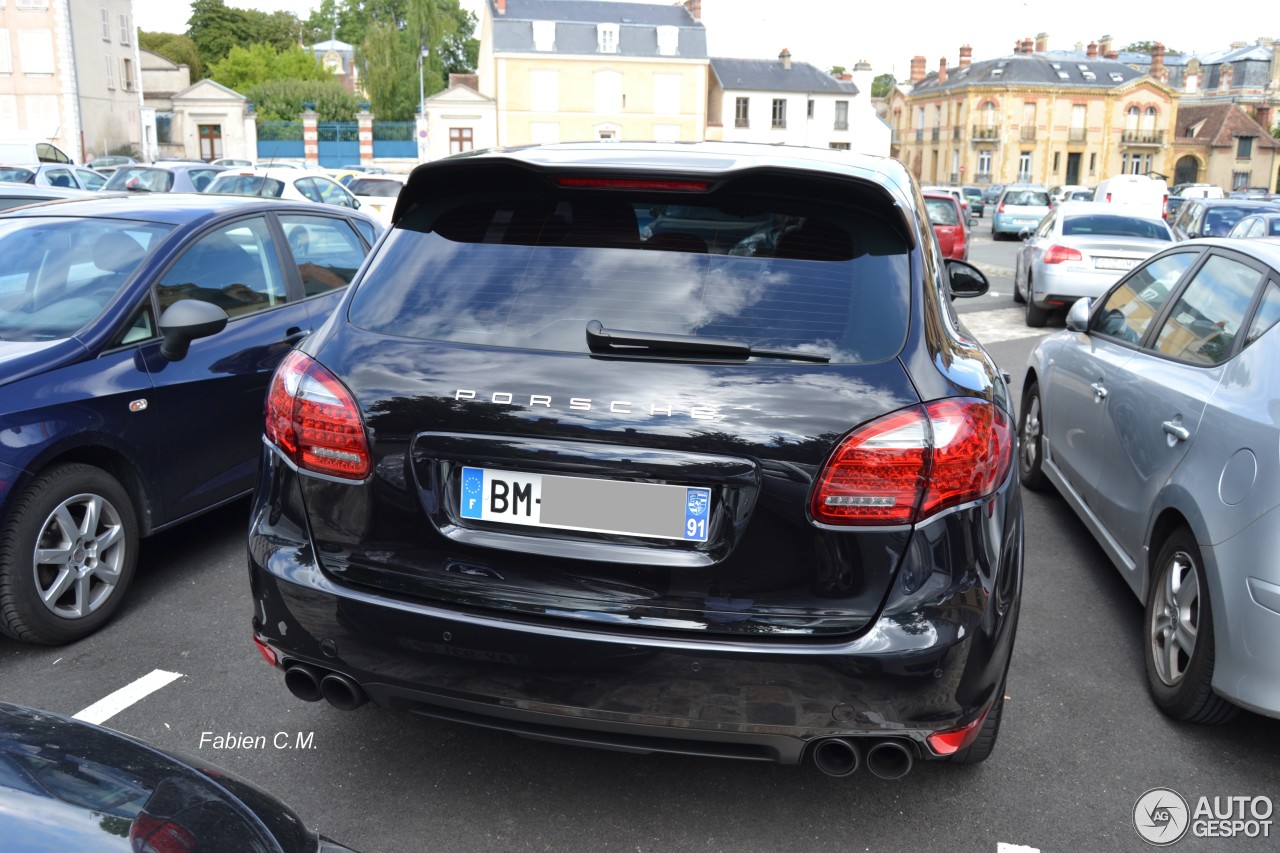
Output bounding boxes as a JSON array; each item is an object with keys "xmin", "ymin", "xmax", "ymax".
[
  {"xmin": 349, "ymin": 190, "xmax": 911, "ymax": 364},
  {"xmin": 925, "ymin": 197, "xmax": 960, "ymax": 226},
  {"xmin": 104, "ymin": 168, "xmax": 175, "ymax": 193},
  {"xmin": 1003, "ymin": 190, "xmax": 1050, "ymax": 206},
  {"xmin": 0, "ymin": 217, "xmax": 172, "ymax": 341},
  {"xmin": 348, "ymin": 178, "xmax": 402, "ymax": 198},
  {"xmin": 0, "ymin": 167, "xmax": 36, "ymax": 184},
  {"xmin": 1062, "ymin": 215, "xmax": 1170, "ymax": 240},
  {"xmin": 208, "ymin": 175, "xmax": 285, "ymax": 198}
]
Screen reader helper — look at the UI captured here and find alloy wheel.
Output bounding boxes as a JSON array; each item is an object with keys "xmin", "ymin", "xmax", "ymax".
[
  {"xmin": 1150, "ymin": 551, "xmax": 1199, "ymax": 686},
  {"xmin": 32, "ymin": 492, "xmax": 127, "ymax": 620}
]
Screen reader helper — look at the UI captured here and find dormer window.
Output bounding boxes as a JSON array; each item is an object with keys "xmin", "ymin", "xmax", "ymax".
[
  {"xmin": 991, "ymin": 68, "xmax": 1003, "ymax": 77},
  {"xmin": 1082, "ymin": 71, "xmax": 1096, "ymax": 80},
  {"xmin": 656, "ymin": 25, "xmax": 678, "ymax": 56},
  {"xmin": 1057, "ymin": 71, "xmax": 1069, "ymax": 79},
  {"xmin": 1109, "ymin": 72, "xmax": 1124, "ymax": 82},
  {"xmin": 597, "ymin": 23, "xmax": 619, "ymax": 54},
  {"xmin": 1077, "ymin": 64, "xmax": 1089, "ymax": 71},
  {"xmin": 533, "ymin": 20, "xmax": 555, "ymax": 52}
]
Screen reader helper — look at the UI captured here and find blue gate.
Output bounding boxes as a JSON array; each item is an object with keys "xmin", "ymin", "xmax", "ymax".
[
  {"xmin": 256, "ymin": 121, "xmax": 305, "ymax": 162},
  {"xmin": 317, "ymin": 122, "xmax": 361, "ymax": 168},
  {"xmin": 372, "ymin": 122, "xmax": 417, "ymax": 159}
]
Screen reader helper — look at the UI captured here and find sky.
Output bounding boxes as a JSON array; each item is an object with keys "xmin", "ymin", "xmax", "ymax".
[{"xmin": 132, "ymin": 0, "xmax": 1272, "ymax": 78}]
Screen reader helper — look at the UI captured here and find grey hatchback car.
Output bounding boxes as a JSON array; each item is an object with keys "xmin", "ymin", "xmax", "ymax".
[{"xmin": 1020, "ymin": 239, "xmax": 1280, "ymax": 722}]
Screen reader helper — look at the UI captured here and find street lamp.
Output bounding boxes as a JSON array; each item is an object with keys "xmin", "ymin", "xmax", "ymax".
[{"xmin": 418, "ymin": 47, "xmax": 430, "ymax": 117}]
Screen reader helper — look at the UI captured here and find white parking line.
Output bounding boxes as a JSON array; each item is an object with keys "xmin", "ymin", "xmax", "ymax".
[
  {"xmin": 997, "ymin": 844, "xmax": 1041, "ymax": 853},
  {"xmin": 73, "ymin": 669, "xmax": 184, "ymax": 725}
]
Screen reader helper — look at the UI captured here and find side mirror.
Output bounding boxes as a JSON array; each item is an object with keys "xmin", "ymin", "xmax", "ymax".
[
  {"xmin": 1019, "ymin": 226, "xmax": 1034, "ymax": 240},
  {"xmin": 945, "ymin": 259, "xmax": 989, "ymax": 299},
  {"xmin": 158, "ymin": 299, "xmax": 229, "ymax": 361},
  {"xmin": 1065, "ymin": 297, "xmax": 1092, "ymax": 332}
]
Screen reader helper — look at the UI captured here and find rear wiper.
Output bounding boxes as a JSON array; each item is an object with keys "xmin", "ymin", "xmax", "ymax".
[{"xmin": 585, "ymin": 320, "xmax": 829, "ymax": 363}]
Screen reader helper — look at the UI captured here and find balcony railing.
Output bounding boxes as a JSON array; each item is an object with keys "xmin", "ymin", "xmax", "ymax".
[
  {"xmin": 931, "ymin": 127, "xmax": 940, "ymax": 142},
  {"xmin": 972, "ymin": 126, "xmax": 999, "ymax": 139},
  {"xmin": 949, "ymin": 172, "xmax": 960, "ymax": 183},
  {"xmin": 1121, "ymin": 130, "xmax": 1164, "ymax": 145},
  {"xmin": 734, "ymin": 117, "xmax": 749, "ymax": 128},
  {"xmin": 1020, "ymin": 127, "xmax": 1036, "ymax": 142},
  {"xmin": 915, "ymin": 129, "xmax": 924, "ymax": 143},
  {"xmin": 975, "ymin": 171, "xmax": 993, "ymax": 183},
  {"xmin": 834, "ymin": 121, "xmax": 849, "ymax": 131},
  {"xmin": 1068, "ymin": 127, "xmax": 1087, "ymax": 143}
]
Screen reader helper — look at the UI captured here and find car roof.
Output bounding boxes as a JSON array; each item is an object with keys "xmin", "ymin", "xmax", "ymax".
[
  {"xmin": 1055, "ymin": 201, "xmax": 1164, "ymax": 220},
  {"xmin": 0, "ymin": 192, "xmax": 351, "ymax": 225},
  {"xmin": 0, "ymin": 182, "xmax": 96, "ymax": 198},
  {"xmin": 1187, "ymin": 238, "xmax": 1280, "ymax": 267}
]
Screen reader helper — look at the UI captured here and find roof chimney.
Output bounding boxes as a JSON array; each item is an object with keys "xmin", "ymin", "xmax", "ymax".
[
  {"xmin": 1087, "ymin": 41, "xmax": 1098, "ymax": 59},
  {"xmin": 1035, "ymin": 32, "xmax": 1049, "ymax": 53},
  {"xmin": 779, "ymin": 48, "xmax": 792, "ymax": 70},
  {"xmin": 1151, "ymin": 42, "xmax": 1166, "ymax": 81},
  {"xmin": 938, "ymin": 57, "xmax": 948, "ymax": 83},
  {"xmin": 497, "ymin": 0, "xmax": 506, "ymax": 14},
  {"xmin": 911, "ymin": 55, "xmax": 927, "ymax": 83},
  {"xmin": 959, "ymin": 44, "xmax": 972, "ymax": 68},
  {"xmin": 1021, "ymin": 38, "xmax": 1035, "ymax": 55},
  {"xmin": 1098, "ymin": 34, "xmax": 1113, "ymax": 56},
  {"xmin": 683, "ymin": 0, "xmax": 701, "ymax": 22},
  {"xmin": 1105, "ymin": 50, "xmax": 1119, "ymax": 60}
]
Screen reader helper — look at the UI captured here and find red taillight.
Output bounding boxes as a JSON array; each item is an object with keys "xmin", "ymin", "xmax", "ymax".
[
  {"xmin": 265, "ymin": 351, "xmax": 370, "ymax": 479},
  {"xmin": 1042, "ymin": 244, "xmax": 1083, "ymax": 264},
  {"xmin": 997, "ymin": 202, "xmax": 1005, "ymax": 214},
  {"xmin": 1162, "ymin": 194, "xmax": 1169, "ymax": 219},
  {"xmin": 555, "ymin": 177, "xmax": 711, "ymax": 191},
  {"xmin": 1105, "ymin": 192, "xmax": 1112, "ymax": 202},
  {"xmin": 927, "ymin": 703, "xmax": 992, "ymax": 755},
  {"xmin": 130, "ymin": 814, "xmax": 196, "ymax": 853},
  {"xmin": 811, "ymin": 399, "xmax": 1013, "ymax": 526},
  {"xmin": 253, "ymin": 635, "xmax": 278, "ymax": 667}
]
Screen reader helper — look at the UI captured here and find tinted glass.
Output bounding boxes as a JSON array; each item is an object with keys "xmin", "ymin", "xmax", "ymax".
[
  {"xmin": 188, "ymin": 169, "xmax": 219, "ymax": 192},
  {"xmin": 209, "ymin": 175, "xmax": 285, "ymax": 198},
  {"xmin": 280, "ymin": 214, "xmax": 367, "ymax": 296},
  {"xmin": 156, "ymin": 216, "xmax": 287, "ymax": 319},
  {"xmin": 1061, "ymin": 215, "xmax": 1170, "ymax": 240},
  {"xmin": 1201, "ymin": 206, "xmax": 1255, "ymax": 237},
  {"xmin": 349, "ymin": 190, "xmax": 912, "ymax": 364},
  {"xmin": 1246, "ymin": 281, "xmax": 1280, "ymax": 346},
  {"xmin": 75, "ymin": 169, "xmax": 106, "ymax": 190},
  {"xmin": 0, "ymin": 217, "xmax": 172, "ymax": 341},
  {"xmin": 312, "ymin": 178, "xmax": 355, "ymax": 207},
  {"xmin": 293, "ymin": 178, "xmax": 325, "ymax": 203},
  {"xmin": 348, "ymin": 178, "xmax": 402, "ymax": 197},
  {"xmin": 1153, "ymin": 255, "xmax": 1262, "ymax": 364},
  {"xmin": 924, "ymin": 197, "xmax": 959, "ymax": 226},
  {"xmin": 104, "ymin": 168, "xmax": 175, "ymax": 193},
  {"xmin": 1003, "ymin": 191, "xmax": 1050, "ymax": 206},
  {"xmin": 1091, "ymin": 252, "xmax": 1196, "ymax": 345},
  {"xmin": 0, "ymin": 168, "xmax": 35, "ymax": 183},
  {"xmin": 1269, "ymin": 219, "xmax": 1280, "ymax": 236},
  {"xmin": 43, "ymin": 169, "xmax": 77, "ymax": 188},
  {"xmin": 352, "ymin": 218, "xmax": 377, "ymax": 245}
]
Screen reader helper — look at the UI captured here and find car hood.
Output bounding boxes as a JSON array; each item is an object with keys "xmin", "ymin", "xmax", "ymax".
[{"xmin": 0, "ymin": 339, "xmax": 86, "ymax": 388}]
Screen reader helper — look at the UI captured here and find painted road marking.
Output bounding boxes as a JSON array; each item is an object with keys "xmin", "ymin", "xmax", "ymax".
[
  {"xmin": 73, "ymin": 669, "xmax": 184, "ymax": 725},
  {"xmin": 997, "ymin": 844, "xmax": 1041, "ymax": 853},
  {"xmin": 960, "ymin": 307, "xmax": 1055, "ymax": 345}
]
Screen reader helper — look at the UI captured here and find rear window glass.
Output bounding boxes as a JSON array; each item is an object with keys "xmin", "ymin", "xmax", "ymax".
[
  {"xmin": 1003, "ymin": 191, "xmax": 1050, "ymax": 206},
  {"xmin": 1203, "ymin": 207, "xmax": 1270, "ymax": 237},
  {"xmin": 348, "ymin": 191, "xmax": 911, "ymax": 364},
  {"xmin": 925, "ymin": 198, "xmax": 959, "ymax": 226},
  {"xmin": 104, "ymin": 168, "xmax": 175, "ymax": 193},
  {"xmin": 1062, "ymin": 215, "xmax": 1170, "ymax": 240},
  {"xmin": 348, "ymin": 178, "xmax": 402, "ymax": 197},
  {"xmin": 0, "ymin": 168, "xmax": 35, "ymax": 184},
  {"xmin": 209, "ymin": 175, "xmax": 285, "ymax": 198}
]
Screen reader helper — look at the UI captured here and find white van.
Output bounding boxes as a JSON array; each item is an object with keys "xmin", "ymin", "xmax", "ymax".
[
  {"xmin": 1177, "ymin": 184, "xmax": 1225, "ymax": 200},
  {"xmin": 1094, "ymin": 174, "xmax": 1168, "ymax": 220},
  {"xmin": 0, "ymin": 138, "xmax": 76, "ymax": 165}
]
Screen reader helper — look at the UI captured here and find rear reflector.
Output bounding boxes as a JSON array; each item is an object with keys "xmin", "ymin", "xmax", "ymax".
[
  {"xmin": 927, "ymin": 703, "xmax": 992, "ymax": 755},
  {"xmin": 265, "ymin": 351, "xmax": 371, "ymax": 480},
  {"xmin": 253, "ymin": 635, "xmax": 278, "ymax": 667},
  {"xmin": 811, "ymin": 399, "xmax": 1013, "ymax": 526},
  {"xmin": 555, "ymin": 177, "xmax": 711, "ymax": 192}
]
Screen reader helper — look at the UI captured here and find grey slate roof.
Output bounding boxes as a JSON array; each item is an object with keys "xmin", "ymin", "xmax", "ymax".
[
  {"xmin": 489, "ymin": 0, "xmax": 707, "ymax": 58},
  {"xmin": 909, "ymin": 52, "xmax": 1143, "ymax": 94},
  {"xmin": 710, "ymin": 58, "xmax": 858, "ymax": 95}
]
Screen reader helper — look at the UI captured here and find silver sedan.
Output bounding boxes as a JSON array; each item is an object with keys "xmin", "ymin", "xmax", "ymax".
[
  {"xmin": 1014, "ymin": 202, "xmax": 1174, "ymax": 326},
  {"xmin": 1020, "ymin": 239, "xmax": 1280, "ymax": 723}
]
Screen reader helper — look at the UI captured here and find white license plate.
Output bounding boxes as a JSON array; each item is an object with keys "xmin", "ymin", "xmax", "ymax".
[
  {"xmin": 1094, "ymin": 257, "xmax": 1139, "ymax": 271},
  {"xmin": 459, "ymin": 467, "xmax": 712, "ymax": 542}
]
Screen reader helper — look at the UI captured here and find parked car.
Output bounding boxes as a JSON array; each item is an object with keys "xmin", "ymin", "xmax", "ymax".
[
  {"xmin": 1014, "ymin": 202, "xmax": 1174, "ymax": 326},
  {"xmin": 0, "ymin": 137, "xmax": 75, "ymax": 165},
  {"xmin": 345, "ymin": 174, "xmax": 406, "ymax": 225},
  {"xmin": 1169, "ymin": 198, "xmax": 1280, "ymax": 240},
  {"xmin": 0, "ymin": 184, "xmax": 98, "ymax": 211},
  {"xmin": 207, "ymin": 169, "xmax": 361, "ymax": 211},
  {"xmin": 1227, "ymin": 213, "xmax": 1280, "ymax": 238},
  {"xmin": 1020, "ymin": 239, "xmax": 1280, "ymax": 722},
  {"xmin": 1093, "ymin": 175, "xmax": 1168, "ymax": 221},
  {"xmin": 921, "ymin": 185, "xmax": 971, "ymax": 226},
  {"xmin": 1063, "ymin": 188, "xmax": 1095, "ymax": 202},
  {"xmin": 991, "ymin": 183, "xmax": 1051, "ymax": 240},
  {"xmin": 248, "ymin": 141, "xmax": 1022, "ymax": 777},
  {"xmin": 211, "ymin": 157, "xmax": 254, "ymax": 167},
  {"xmin": 86, "ymin": 155, "xmax": 137, "ymax": 173},
  {"xmin": 982, "ymin": 184, "xmax": 1005, "ymax": 207},
  {"xmin": 0, "ymin": 701, "xmax": 360, "ymax": 852},
  {"xmin": 923, "ymin": 190, "xmax": 968, "ymax": 260},
  {"xmin": 0, "ymin": 194, "xmax": 378, "ymax": 644},
  {"xmin": 102, "ymin": 163, "xmax": 227, "ymax": 194},
  {"xmin": 0, "ymin": 163, "xmax": 105, "ymax": 191},
  {"xmin": 1048, "ymin": 184, "xmax": 1088, "ymax": 205},
  {"xmin": 1170, "ymin": 183, "xmax": 1224, "ymax": 200},
  {"xmin": 961, "ymin": 185, "xmax": 986, "ymax": 217},
  {"xmin": 1165, "ymin": 195, "xmax": 1187, "ymax": 220}
]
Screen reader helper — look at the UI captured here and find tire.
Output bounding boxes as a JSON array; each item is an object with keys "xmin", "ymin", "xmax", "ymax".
[
  {"xmin": 1144, "ymin": 528, "xmax": 1237, "ymax": 724},
  {"xmin": 949, "ymin": 682, "xmax": 1006, "ymax": 765},
  {"xmin": 0, "ymin": 464, "xmax": 139, "ymax": 645},
  {"xmin": 1018, "ymin": 382, "xmax": 1049, "ymax": 491},
  {"xmin": 1024, "ymin": 279, "xmax": 1050, "ymax": 327},
  {"xmin": 1012, "ymin": 266, "xmax": 1026, "ymax": 304}
]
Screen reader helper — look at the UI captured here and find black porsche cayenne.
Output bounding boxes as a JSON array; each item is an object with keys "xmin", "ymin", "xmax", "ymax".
[{"xmin": 248, "ymin": 142, "xmax": 1023, "ymax": 778}]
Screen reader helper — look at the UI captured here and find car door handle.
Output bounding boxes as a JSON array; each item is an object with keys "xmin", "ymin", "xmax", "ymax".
[
  {"xmin": 1162, "ymin": 420, "xmax": 1190, "ymax": 442},
  {"xmin": 283, "ymin": 328, "xmax": 312, "ymax": 346},
  {"xmin": 1090, "ymin": 382, "xmax": 1108, "ymax": 400}
]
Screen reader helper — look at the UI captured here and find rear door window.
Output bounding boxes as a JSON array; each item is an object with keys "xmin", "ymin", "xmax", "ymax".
[
  {"xmin": 1091, "ymin": 252, "xmax": 1197, "ymax": 345},
  {"xmin": 1152, "ymin": 255, "xmax": 1263, "ymax": 364},
  {"xmin": 349, "ymin": 189, "xmax": 912, "ymax": 364},
  {"xmin": 155, "ymin": 217, "xmax": 288, "ymax": 319},
  {"xmin": 279, "ymin": 214, "xmax": 368, "ymax": 296}
]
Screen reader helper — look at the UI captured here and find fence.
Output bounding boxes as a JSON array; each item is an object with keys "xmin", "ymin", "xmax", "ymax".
[
  {"xmin": 373, "ymin": 122, "xmax": 417, "ymax": 159},
  {"xmin": 256, "ymin": 121, "xmax": 305, "ymax": 162},
  {"xmin": 317, "ymin": 122, "xmax": 360, "ymax": 168}
]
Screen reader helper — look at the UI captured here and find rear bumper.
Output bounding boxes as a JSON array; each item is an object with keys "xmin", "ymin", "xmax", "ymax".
[
  {"xmin": 248, "ymin": 455, "xmax": 1023, "ymax": 765},
  {"xmin": 1029, "ymin": 264, "xmax": 1124, "ymax": 307}
]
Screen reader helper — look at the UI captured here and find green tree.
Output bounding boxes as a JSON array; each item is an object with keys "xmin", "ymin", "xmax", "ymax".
[
  {"xmin": 246, "ymin": 78, "xmax": 360, "ymax": 122},
  {"xmin": 139, "ymin": 31, "xmax": 205, "ymax": 80},
  {"xmin": 187, "ymin": 0, "xmax": 252, "ymax": 65},
  {"xmin": 828, "ymin": 65, "xmax": 847, "ymax": 77},
  {"xmin": 1122, "ymin": 41, "xmax": 1183, "ymax": 56},
  {"xmin": 439, "ymin": 7, "xmax": 479, "ymax": 76},
  {"xmin": 357, "ymin": 23, "xmax": 420, "ymax": 120},
  {"xmin": 210, "ymin": 44, "xmax": 327, "ymax": 93},
  {"xmin": 871, "ymin": 73, "xmax": 896, "ymax": 97}
]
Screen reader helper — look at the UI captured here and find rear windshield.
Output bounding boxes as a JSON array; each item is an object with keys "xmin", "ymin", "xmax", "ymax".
[
  {"xmin": 348, "ymin": 178, "xmax": 401, "ymax": 197},
  {"xmin": 0, "ymin": 216, "xmax": 172, "ymax": 341},
  {"xmin": 1003, "ymin": 191, "xmax": 1050, "ymax": 206},
  {"xmin": 104, "ymin": 168, "xmax": 174, "ymax": 193},
  {"xmin": 1062, "ymin": 215, "xmax": 1170, "ymax": 240},
  {"xmin": 209, "ymin": 175, "xmax": 285, "ymax": 198},
  {"xmin": 0, "ymin": 168, "xmax": 35, "ymax": 184},
  {"xmin": 924, "ymin": 198, "xmax": 959, "ymax": 226},
  {"xmin": 348, "ymin": 190, "xmax": 912, "ymax": 364},
  {"xmin": 1203, "ymin": 206, "xmax": 1272, "ymax": 236}
]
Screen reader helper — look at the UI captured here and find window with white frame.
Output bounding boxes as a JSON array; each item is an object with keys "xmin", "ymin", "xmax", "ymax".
[
  {"xmin": 104, "ymin": 54, "xmax": 115, "ymax": 88},
  {"xmin": 594, "ymin": 70, "xmax": 622, "ymax": 114},
  {"xmin": 834, "ymin": 100, "xmax": 848, "ymax": 130},
  {"xmin": 532, "ymin": 20, "xmax": 555, "ymax": 51},
  {"xmin": 19, "ymin": 30, "xmax": 54, "ymax": 75},
  {"xmin": 119, "ymin": 14, "xmax": 131, "ymax": 45},
  {"xmin": 530, "ymin": 70, "xmax": 558, "ymax": 112},
  {"xmin": 977, "ymin": 149, "xmax": 992, "ymax": 176},
  {"xmin": 101, "ymin": 8, "xmax": 111, "ymax": 41},
  {"xmin": 597, "ymin": 23, "xmax": 619, "ymax": 54},
  {"xmin": 1232, "ymin": 170, "xmax": 1250, "ymax": 189},
  {"xmin": 0, "ymin": 30, "xmax": 10, "ymax": 74},
  {"xmin": 595, "ymin": 124, "xmax": 619, "ymax": 141},
  {"xmin": 656, "ymin": 25, "xmax": 678, "ymax": 56},
  {"xmin": 1018, "ymin": 150, "xmax": 1032, "ymax": 180},
  {"xmin": 529, "ymin": 122, "xmax": 559, "ymax": 145},
  {"xmin": 771, "ymin": 98, "xmax": 786, "ymax": 129},
  {"xmin": 121, "ymin": 57, "xmax": 134, "ymax": 91},
  {"xmin": 654, "ymin": 74, "xmax": 680, "ymax": 115},
  {"xmin": 17, "ymin": 0, "xmax": 50, "ymax": 9},
  {"xmin": 734, "ymin": 97, "xmax": 749, "ymax": 128}
]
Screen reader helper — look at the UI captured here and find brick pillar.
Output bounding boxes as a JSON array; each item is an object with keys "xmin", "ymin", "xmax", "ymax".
[
  {"xmin": 357, "ymin": 111, "xmax": 374, "ymax": 166},
  {"xmin": 302, "ymin": 110, "xmax": 319, "ymax": 167}
]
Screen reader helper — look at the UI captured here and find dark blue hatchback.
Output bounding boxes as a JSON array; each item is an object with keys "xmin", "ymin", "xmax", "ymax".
[{"xmin": 0, "ymin": 195, "xmax": 378, "ymax": 644}]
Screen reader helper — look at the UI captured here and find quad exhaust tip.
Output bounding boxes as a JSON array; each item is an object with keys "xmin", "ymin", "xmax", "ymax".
[
  {"xmin": 812, "ymin": 738, "xmax": 861, "ymax": 777},
  {"xmin": 865, "ymin": 740, "xmax": 914, "ymax": 780},
  {"xmin": 284, "ymin": 665, "xmax": 322, "ymax": 702},
  {"xmin": 284, "ymin": 664, "xmax": 368, "ymax": 711},
  {"xmin": 812, "ymin": 738, "xmax": 915, "ymax": 779}
]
